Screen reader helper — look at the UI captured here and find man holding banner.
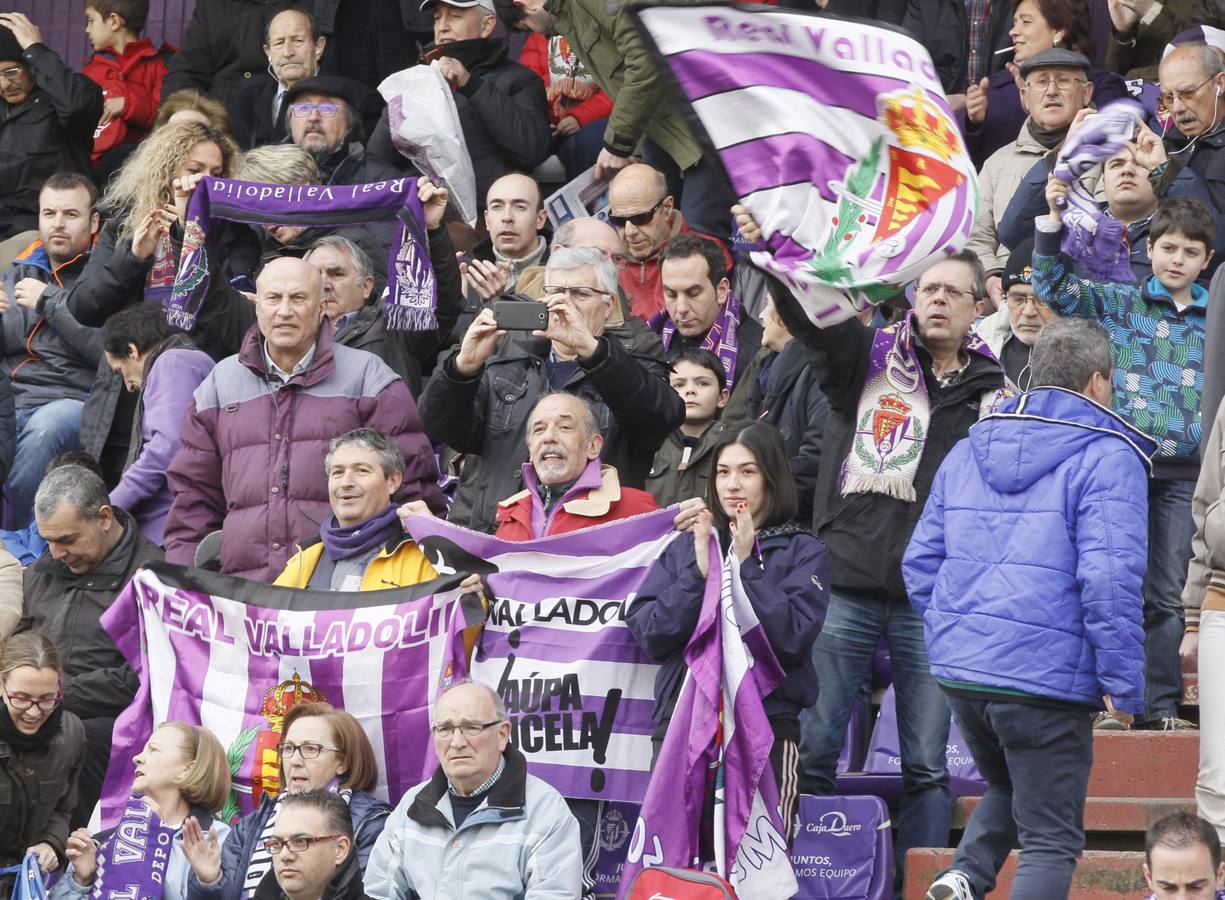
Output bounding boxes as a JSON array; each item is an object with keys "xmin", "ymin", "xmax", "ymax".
[{"xmin": 625, "ymin": 3, "xmax": 991, "ymax": 891}]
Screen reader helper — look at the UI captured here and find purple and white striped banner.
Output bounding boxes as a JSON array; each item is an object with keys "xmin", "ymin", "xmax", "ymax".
[
  {"xmin": 98, "ymin": 563, "xmax": 477, "ymax": 827},
  {"xmin": 633, "ymin": 5, "xmax": 979, "ymax": 326},
  {"xmin": 406, "ymin": 509, "xmax": 681, "ymax": 803}
]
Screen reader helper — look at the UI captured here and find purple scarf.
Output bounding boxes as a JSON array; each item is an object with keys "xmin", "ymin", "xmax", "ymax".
[
  {"xmin": 319, "ymin": 504, "xmax": 402, "ymax": 562},
  {"xmin": 168, "ymin": 177, "xmax": 436, "ymax": 331},
  {"xmin": 1052, "ymin": 101, "xmax": 1145, "ymax": 283},
  {"xmin": 91, "ymin": 796, "xmax": 177, "ymax": 900},
  {"xmin": 650, "ymin": 290, "xmax": 742, "ymax": 380}
]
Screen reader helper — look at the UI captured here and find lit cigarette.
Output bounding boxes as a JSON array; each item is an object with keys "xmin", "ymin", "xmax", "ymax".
[{"xmin": 994, "ymin": 46, "xmax": 1015, "ymax": 55}]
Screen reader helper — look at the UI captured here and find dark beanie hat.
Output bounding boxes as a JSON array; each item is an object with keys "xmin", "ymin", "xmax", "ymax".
[
  {"xmin": 0, "ymin": 28, "xmax": 24, "ymax": 65},
  {"xmin": 1002, "ymin": 237, "xmax": 1036, "ymax": 291}
]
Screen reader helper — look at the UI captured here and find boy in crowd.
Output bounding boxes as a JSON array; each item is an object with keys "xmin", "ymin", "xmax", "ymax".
[
  {"xmin": 1035, "ymin": 186, "xmax": 1213, "ymax": 732},
  {"xmin": 82, "ymin": 0, "xmax": 173, "ymax": 165},
  {"xmin": 646, "ymin": 347, "xmax": 733, "ymax": 507}
]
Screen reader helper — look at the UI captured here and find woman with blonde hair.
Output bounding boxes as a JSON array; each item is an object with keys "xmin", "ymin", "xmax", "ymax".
[
  {"xmin": 54, "ymin": 722, "xmax": 232, "ymax": 900},
  {"xmin": 181, "ymin": 702, "xmax": 390, "ymax": 900},
  {"xmin": 0, "ymin": 633, "xmax": 85, "ymax": 882},
  {"xmin": 154, "ymin": 89, "xmax": 233, "ymax": 135}
]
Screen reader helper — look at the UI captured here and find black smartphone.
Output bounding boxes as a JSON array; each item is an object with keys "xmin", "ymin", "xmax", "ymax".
[{"xmin": 492, "ymin": 298, "xmax": 549, "ymax": 331}]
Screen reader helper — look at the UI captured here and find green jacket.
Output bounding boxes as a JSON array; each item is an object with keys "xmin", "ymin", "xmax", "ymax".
[
  {"xmin": 646, "ymin": 419, "xmax": 734, "ymax": 507},
  {"xmin": 547, "ymin": 0, "xmax": 702, "ymax": 168}
]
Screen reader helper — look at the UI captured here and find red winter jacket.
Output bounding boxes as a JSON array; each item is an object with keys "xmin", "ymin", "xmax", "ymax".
[
  {"xmin": 518, "ymin": 33, "xmax": 613, "ymax": 128},
  {"xmin": 495, "ymin": 461, "xmax": 658, "ymax": 541},
  {"xmin": 83, "ymin": 38, "xmax": 175, "ymax": 159}
]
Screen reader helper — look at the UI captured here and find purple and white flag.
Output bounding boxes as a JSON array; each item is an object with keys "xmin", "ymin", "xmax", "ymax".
[
  {"xmin": 632, "ymin": 5, "xmax": 979, "ymax": 327},
  {"xmin": 619, "ymin": 545, "xmax": 798, "ymax": 899},
  {"xmin": 405, "ymin": 510, "xmax": 680, "ymax": 802},
  {"xmin": 98, "ymin": 563, "xmax": 478, "ymax": 827}
]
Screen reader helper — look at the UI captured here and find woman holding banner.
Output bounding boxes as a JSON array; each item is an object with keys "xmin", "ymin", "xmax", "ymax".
[
  {"xmin": 0, "ymin": 633, "xmax": 85, "ymax": 885},
  {"xmin": 54, "ymin": 723, "xmax": 231, "ymax": 900},
  {"xmin": 628, "ymin": 422, "xmax": 830, "ymax": 837},
  {"xmin": 182, "ymin": 703, "xmax": 391, "ymax": 900}
]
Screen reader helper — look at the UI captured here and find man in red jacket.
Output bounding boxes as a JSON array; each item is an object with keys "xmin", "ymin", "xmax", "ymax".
[{"xmin": 494, "ymin": 391, "xmax": 656, "ymax": 541}]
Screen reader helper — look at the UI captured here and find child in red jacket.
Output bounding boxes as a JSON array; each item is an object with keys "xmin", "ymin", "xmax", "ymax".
[
  {"xmin": 519, "ymin": 33, "xmax": 612, "ymax": 180},
  {"xmin": 82, "ymin": 0, "xmax": 175, "ymax": 164}
]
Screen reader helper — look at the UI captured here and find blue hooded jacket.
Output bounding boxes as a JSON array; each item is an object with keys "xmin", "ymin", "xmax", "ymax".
[{"xmin": 902, "ymin": 388, "xmax": 1154, "ymax": 714}]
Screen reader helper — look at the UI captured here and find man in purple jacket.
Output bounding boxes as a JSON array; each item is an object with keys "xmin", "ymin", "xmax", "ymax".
[{"xmin": 163, "ymin": 256, "xmax": 444, "ymax": 581}]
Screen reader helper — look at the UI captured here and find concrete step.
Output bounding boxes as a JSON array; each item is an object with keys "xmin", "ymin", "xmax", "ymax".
[
  {"xmin": 953, "ymin": 796, "xmax": 1196, "ymax": 833},
  {"xmin": 903, "ymin": 849, "xmax": 1147, "ymax": 899},
  {"xmin": 1088, "ymin": 730, "xmax": 1197, "ymax": 798}
]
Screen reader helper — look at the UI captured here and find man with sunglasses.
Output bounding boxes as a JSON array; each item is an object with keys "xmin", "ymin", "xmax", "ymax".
[
  {"xmin": 365, "ymin": 680, "xmax": 581, "ymax": 900},
  {"xmin": 260, "ymin": 791, "xmax": 366, "ymax": 900},
  {"xmin": 608, "ymin": 162, "xmax": 691, "ymax": 322},
  {"xmin": 0, "ymin": 15, "xmax": 102, "ymax": 268},
  {"xmin": 283, "ymin": 75, "xmax": 396, "ymax": 186},
  {"xmin": 419, "ymin": 245, "xmax": 683, "ymax": 533}
]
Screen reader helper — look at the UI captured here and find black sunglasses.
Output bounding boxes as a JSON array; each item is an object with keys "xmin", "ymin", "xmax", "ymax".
[{"xmin": 608, "ymin": 199, "xmax": 664, "ymax": 229}]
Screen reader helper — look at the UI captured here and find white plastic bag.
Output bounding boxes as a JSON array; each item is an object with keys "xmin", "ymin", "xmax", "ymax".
[{"xmin": 378, "ymin": 64, "xmax": 478, "ymax": 226}]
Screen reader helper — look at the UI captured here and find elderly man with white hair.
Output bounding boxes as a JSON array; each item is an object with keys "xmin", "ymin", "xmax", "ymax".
[{"xmin": 419, "ymin": 246, "xmax": 683, "ymax": 533}]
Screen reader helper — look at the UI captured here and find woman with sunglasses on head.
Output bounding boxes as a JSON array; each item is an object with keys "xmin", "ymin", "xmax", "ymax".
[
  {"xmin": 0, "ymin": 633, "xmax": 85, "ymax": 886},
  {"xmin": 53, "ymin": 723, "xmax": 231, "ymax": 900},
  {"xmin": 182, "ymin": 702, "xmax": 391, "ymax": 900},
  {"xmin": 627, "ymin": 422, "xmax": 830, "ymax": 839}
]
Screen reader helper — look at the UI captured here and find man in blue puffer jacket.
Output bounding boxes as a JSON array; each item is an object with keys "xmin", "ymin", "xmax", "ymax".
[{"xmin": 903, "ymin": 317, "xmax": 1153, "ymax": 900}]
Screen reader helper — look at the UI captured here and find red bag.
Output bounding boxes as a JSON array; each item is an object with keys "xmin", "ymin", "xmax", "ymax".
[{"xmin": 624, "ymin": 867, "xmax": 738, "ymax": 899}]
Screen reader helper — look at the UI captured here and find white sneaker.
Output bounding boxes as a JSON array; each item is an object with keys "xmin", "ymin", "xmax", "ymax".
[{"xmin": 925, "ymin": 869, "xmax": 975, "ymax": 900}]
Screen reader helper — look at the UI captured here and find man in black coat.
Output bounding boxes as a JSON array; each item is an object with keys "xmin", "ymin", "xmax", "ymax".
[
  {"xmin": 419, "ymin": 245, "xmax": 683, "ymax": 533},
  {"xmin": 226, "ymin": 8, "xmax": 327, "ymax": 150},
  {"xmin": 161, "ymin": 0, "xmax": 313, "ymax": 101},
  {"xmin": 367, "ymin": 0, "xmax": 550, "ymax": 206},
  {"xmin": 0, "ymin": 16, "xmax": 102, "ymax": 253},
  {"xmin": 20, "ymin": 464, "xmax": 163, "ymax": 826},
  {"xmin": 284, "ymin": 75, "xmax": 399, "ymax": 185}
]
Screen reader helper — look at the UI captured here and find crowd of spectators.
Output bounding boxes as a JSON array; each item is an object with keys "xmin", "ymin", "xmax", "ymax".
[{"xmin": 1, "ymin": 0, "xmax": 1225, "ymax": 898}]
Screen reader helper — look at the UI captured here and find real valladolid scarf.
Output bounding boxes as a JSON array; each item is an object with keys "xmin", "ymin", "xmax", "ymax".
[
  {"xmin": 842, "ymin": 313, "xmax": 1005, "ymax": 502},
  {"xmin": 651, "ymin": 290, "xmax": 743, "ymax": 380},
  {"xmin": 91, "ymin": 796, "xmax": 177, "ymax": 900},
  {"xmin": 167, "ymin": 177, "xmax": 436, "ymax": 331}
]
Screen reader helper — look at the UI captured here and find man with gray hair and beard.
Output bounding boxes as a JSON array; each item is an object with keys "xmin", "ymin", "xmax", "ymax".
[{"xmin": 419, "ymin": 245, "xmax": 683, "ymax": 534}]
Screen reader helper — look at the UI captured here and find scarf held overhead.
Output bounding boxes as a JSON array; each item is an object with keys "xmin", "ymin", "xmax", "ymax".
[
  {"xmin": 841, "ymin": 313, "xmax": 1002, "ymax": 501},
  {"xmin": 168, "ymin": 177, "xmax": 436, "ymax": 332},
  {"xmin": 652, "ymin": 290, "xmax": 743, "ymax": 381}
]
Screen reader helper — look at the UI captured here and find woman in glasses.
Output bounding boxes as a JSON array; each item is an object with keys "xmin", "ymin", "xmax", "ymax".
[
  {"xmin": 53, "ymin": 723, "xmax": 231, "ymax": 900},
  {"xmin": 0, "ymin": 632, "xmax": 84, "ymax": 883},
  {"xmin": 182, "ymin": 702, "xmax": 391, "ymax": 900}
]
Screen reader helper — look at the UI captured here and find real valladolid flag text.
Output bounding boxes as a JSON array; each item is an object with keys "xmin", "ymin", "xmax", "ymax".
[
  {"xmin": 98, "ymin": 563, "xmax": 478, "ymax": 826},
  {"xmin": 632, "ymin": 4, "xmax": 978, "ymax": 326},
  {"xmin": 619, "ymin": 544, "xmax": 798, "ymax": 899},
  {"xmin": 406, "ymin": 510, "xmax": 680, "ymax": 802}
]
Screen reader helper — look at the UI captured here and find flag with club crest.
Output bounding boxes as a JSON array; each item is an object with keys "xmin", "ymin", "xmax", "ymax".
[
  {"xmin": 632, "ymin": 4, "xmax": 979, "ymax": 327},
  {"xmin": 97, "ymin": 563, "xmax": 480, "ymax": 827},
  {"xmin": 618, "ymin": 542, "xmax": 797, "ymax": 899}
]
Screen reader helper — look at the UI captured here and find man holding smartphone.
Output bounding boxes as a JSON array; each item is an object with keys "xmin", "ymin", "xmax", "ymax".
[{"xmin": 418, "ymin": 245, "xmax": 683, "ymax": 533}]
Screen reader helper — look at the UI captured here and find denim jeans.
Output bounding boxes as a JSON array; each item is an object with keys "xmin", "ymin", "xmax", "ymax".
[
  {"xmin": 6, "ymin": 399, "xmax": 84, "ymax": 527},
  {"xmin": 944, "ymin": 695, "xmax": 1093, "ymax": 899},
  {"xmin": 799, "ymin": 592, "xmax": 953, "ymax": 891},
  {"xmin": 556, "ymin": 117, "xmax": 607, "ymax": 182},
  {"xmin": 1142, "ymin": 478, "xmax": 1196, "ymax": 722},
  {"xmin": 641, "ymin": 140, "xmax": 734, "ymax": 245}
]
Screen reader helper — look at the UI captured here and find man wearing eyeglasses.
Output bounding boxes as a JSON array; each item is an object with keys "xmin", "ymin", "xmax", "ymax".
[
  {"xmin": 1154, "ymin": 45, "xmax": 1225, "ymax": 233},
  {"xmin": 283, "ymin": 75, "xmax": 396, "ymax": 186},
  {"xmin": 420, "ymin": 245, "xmax": 683, "ymax": 533},
  {"xmin": 365, "ymin": 680, "xmax": 581, "ymax": 900},
  {"xmin": 0, "ymin": 15, "xmax": 102, "ymax": 269},
  {"xmin": 260, "ymin": 791, "xmax": 366, "ymax": 900},
  {"xmin": 966, "ymin": 48, "xmax": 1094, "ymax": 311},
  {"xmin": 974, "ymin": 238, "xmax": 1057, "ymax": 388}
]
